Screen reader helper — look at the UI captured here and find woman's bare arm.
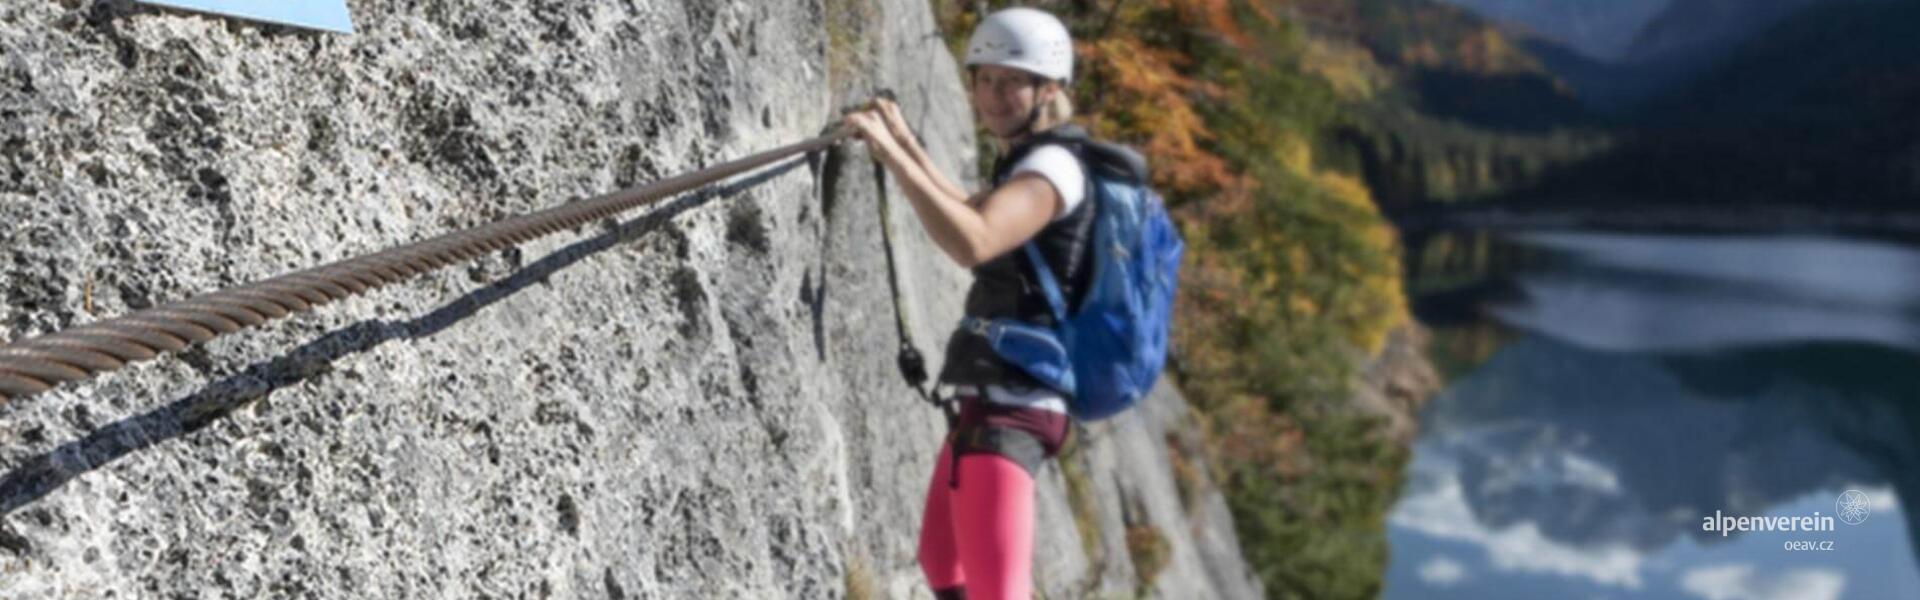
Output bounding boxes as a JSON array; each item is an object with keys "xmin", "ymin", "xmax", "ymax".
[{"xmin": 845, "ymin": 111, "xmax": 1060, "ymax": 268}]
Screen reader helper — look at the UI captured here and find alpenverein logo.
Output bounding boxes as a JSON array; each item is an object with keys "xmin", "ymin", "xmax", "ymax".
[{"xmin": 1837, "ymin": 489, "xmax": 1872, "ymax": 525}]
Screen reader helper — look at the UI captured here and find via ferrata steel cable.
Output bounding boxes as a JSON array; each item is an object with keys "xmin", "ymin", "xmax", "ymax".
[{"xmin": 0, "ymin": 127, "xmax": 857, "ymax": 404}]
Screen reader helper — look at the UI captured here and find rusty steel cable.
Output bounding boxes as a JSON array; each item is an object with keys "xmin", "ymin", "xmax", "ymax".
[{"xmin": 0, "ymin": 126, "xmax": 858, "ymax": 403}]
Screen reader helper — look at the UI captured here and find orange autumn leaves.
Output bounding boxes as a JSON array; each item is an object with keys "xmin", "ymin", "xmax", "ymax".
[
  {"xmin": 1072, "ymin": 0, "xmax": 1247, "ymax": 201},
  {"xmin": 1079, "ymin": 36, "xmax": 1240, "ymax": 198}
]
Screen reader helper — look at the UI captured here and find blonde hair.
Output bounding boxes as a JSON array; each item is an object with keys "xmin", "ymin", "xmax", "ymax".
[{"xmin": 1031, "ymin": 82, "xmax": 1076, "ymax": 132}]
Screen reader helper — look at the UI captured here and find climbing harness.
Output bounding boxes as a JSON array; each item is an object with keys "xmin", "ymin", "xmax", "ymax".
[{"xmin": 0, "ymin": 126, "xmax": 858, "ymax": 403}]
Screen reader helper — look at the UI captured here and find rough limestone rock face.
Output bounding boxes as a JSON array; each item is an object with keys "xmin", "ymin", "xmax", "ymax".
[{"xmin": 0, "ymin": 0, "xmax": 1258, "ymax": 597}]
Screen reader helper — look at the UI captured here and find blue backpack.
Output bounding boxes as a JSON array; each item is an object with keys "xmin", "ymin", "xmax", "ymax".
[{"xmin": 960, "ymin": 136, "xmax": 1185, "ymax": 421}]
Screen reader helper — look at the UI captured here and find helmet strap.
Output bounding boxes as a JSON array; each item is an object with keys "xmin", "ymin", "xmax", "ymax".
[
  {"xmin": 1011, "ymin": 76, "xmax": 1052, "ymax": 140},
  {"xmin": 1013, "ymin": 104, "xmax": 1040, "ymax": 139}
]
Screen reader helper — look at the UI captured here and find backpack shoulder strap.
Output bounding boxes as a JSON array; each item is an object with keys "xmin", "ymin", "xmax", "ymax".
[
  {"xmin": 1017, "ymin": 125, "xmax": 1096, "ymax": 325},
  {"xmin": 1022, "ymin": 243, "xmax": 1070, "ymax": 325}
]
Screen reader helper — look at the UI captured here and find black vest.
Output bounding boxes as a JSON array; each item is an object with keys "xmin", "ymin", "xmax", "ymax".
[{"xmin": 937, "ymin": 125, "xmax": 1099, "ymax": 389}]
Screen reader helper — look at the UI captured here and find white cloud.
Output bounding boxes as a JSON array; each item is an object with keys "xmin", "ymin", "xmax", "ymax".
[
  {"xmin": 1561, "ymin": 453, "xmax": 1622, "ymax": 495},
  {"xmin": 1391, "ymin": 468, "xmax": 1647, "ymax": 588},
  {"xmin": 1680, "ymin": 564, "xmax": 1846, "ymax": 600},
  {"xmin": 1419, "ymin": 556, "xmax": 1470, "ymax": 587},
  {"xmin": 1864, "ymin": 486, "xmax": 1900, "ymax": 513}
]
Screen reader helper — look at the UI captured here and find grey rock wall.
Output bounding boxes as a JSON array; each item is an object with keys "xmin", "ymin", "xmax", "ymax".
[{"xmin": 0, "ymin": 0, "xmax": 1258, "ymax": 598}]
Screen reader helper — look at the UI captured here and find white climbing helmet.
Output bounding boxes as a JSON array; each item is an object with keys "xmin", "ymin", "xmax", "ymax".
[{"xmin": 964, "ymin": 7, "xmax": 1074, "ymax": 83}]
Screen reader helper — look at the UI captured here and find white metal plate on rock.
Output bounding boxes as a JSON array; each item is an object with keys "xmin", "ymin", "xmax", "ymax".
[{"xmin": 136, "ymin": 0, "xmax": 355, "ymax": 34}]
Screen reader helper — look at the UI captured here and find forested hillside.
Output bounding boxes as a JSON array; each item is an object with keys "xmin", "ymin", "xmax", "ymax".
[{"xmin": 1509, "ymin": 0, "xmax": 1920, "ymax": 210}]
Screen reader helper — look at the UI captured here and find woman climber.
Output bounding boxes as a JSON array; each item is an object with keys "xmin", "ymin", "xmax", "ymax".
[{"xmin": 843, "ymin": 7, "xmax": 1091, "ymax": 600}]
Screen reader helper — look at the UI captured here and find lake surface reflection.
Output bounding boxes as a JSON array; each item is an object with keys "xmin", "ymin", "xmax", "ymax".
[{"xmin": 1387, "ymin": 232, "xmax": 1920, "ymax": 599}]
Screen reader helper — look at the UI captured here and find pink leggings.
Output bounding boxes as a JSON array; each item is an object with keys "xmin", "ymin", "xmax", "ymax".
[{"xmin": 917, "ymin": 440, "xmax": 1036, "ymax": 600}]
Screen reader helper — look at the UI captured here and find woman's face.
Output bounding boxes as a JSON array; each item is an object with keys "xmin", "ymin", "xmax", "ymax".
[{"xmin": 971, "ymin": 65, "xmax": 1052, "ymax": 140}]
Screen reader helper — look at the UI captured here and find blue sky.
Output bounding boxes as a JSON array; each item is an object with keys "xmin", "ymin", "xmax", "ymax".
[{"xmin": 137, "ymin": 0, "xmax": 354, "ymax": 33}]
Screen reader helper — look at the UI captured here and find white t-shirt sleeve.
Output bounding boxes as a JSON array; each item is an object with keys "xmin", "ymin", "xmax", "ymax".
[{"xmin": 1008, "ymin": 145, "xmax": 1086, "ymax": 222}]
